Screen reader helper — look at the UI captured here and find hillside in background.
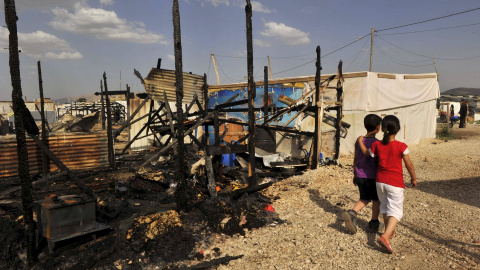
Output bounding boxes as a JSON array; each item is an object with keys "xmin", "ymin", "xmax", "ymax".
[{"xmin": 442, "ymin": 88, "xmax": 480, "ymax": 96}]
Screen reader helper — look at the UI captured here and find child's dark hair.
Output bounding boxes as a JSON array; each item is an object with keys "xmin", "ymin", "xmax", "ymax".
[
  {"xmin": 364, "ymin": 114, "xmax": 382, "ymax": 132},
  {"xmin": 381, "ymin": 115, "xmax": 401, "ymax": 144}
]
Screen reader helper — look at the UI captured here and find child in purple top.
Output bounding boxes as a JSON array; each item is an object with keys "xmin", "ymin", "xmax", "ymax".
[{"xmin": 342, "ymin": 114, "xmax": 382, "ymax": 234}]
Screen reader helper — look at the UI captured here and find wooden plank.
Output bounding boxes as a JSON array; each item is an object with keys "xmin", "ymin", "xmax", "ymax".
[
  {"xmin": 206, "ymin": 145, "xmax": 248, "ymax": 155},
  {"xmin": 208, "ymin": 72, "xmax": 368, "ymax": 91},
  {"xmin": 377, "ymin": 73, "xmax": 396, "ymax": 79},
  {"xmin": 404, "ymin": 74, "xmax": 437, "ymax": 79}
]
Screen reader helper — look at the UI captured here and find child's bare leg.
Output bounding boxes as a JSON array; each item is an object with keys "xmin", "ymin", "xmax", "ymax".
[
  {"xmin": 371, "ymin": 201, "xmax": 380, "ymax": 220},
  {"xmin": 383, "ymin": 214, "xmax": 388, "ymax": 231},
  {"xmin": 382, "ymin": 216, "xmax": 398, "ymax": 243},
  {"xmin": 352, "ymin": 200, "xmax": 367, "ymax": 213}
]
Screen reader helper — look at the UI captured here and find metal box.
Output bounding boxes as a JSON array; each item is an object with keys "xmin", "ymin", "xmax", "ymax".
[{"xmin": 34, "ymin": 194, "xmax": 96, "ymax": 241}]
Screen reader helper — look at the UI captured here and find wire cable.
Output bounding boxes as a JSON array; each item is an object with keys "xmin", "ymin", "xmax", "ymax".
[
  {"xmin": 271, "ymin": 58, "xmax": 315, "ymax": 76},
  {"xmin": 375, "ymin": 42, "xmax": 434, "ymax": 68},
  {"xmin": 321, "ymin": 33, "xmax": 371, "ymax": 58},
  {"xmin": 377, "ymin": 36, "xmax": 480, "ymax": 60},
  {"xmin": 345, "ymin": 35, "xmax": 370, "ymax": 71},
  {"xmin": 378, "ymin": 21, "xmax": 480, "ymax": 36},
  {"xmin": 376, "ymin": 7, "xmax": 480, "ymax": 32}
]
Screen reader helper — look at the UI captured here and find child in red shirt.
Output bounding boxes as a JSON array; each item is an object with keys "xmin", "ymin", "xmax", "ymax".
[{"xmin": 357, "ymin": 115, "xmax": 417, "ymax": 254}]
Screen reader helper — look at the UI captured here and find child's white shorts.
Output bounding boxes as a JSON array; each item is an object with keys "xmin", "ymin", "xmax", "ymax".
[{"xmin": 376, "ymin": 182, "xmax": 404, "ymax": 221}]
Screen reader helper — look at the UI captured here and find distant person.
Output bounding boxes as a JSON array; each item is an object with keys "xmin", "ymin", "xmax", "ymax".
[
  {"xmin": 342, "ymin": 114, "xmax": 382, "ymax": 234},
  {"xmin": 450, "ymin": 104, "xmax": 454, "ymax": 118},
  {"xmin": 459, "ymin": 100, "xmax": 467, "ymax": 128},
  {"xmin": 357, "ymin": 115, "xmax": 417, "ymax": 254}
]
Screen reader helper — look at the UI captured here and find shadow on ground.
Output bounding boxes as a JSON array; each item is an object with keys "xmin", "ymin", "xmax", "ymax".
[
  {"xmin": 417, "ymin": 177, "xmax": 480, "ymax": 208},
  {"xmin": 307, "ymin": 188, "xmax": 379, "ymax": 250}
]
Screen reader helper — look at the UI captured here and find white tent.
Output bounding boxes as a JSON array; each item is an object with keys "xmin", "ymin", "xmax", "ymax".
[{"xmin": 338, "ymin": 72, "xmax": 440, "ymax": 153}]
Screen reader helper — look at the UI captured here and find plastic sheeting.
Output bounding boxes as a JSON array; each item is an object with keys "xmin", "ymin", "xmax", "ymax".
[{"xmin": 339, "ymin": 72, "xmax": 440, "ymax": 153}]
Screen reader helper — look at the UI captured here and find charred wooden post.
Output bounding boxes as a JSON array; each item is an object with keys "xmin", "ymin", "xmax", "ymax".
[
  {"xmin": 245, "ymin": 0, "xmax": 256, "ymax": 186},
  {"xmin": 37, "ymin": 60, "xmax": 50, "ymax": 176},
  {"xmin": 103, "ymin": 73, "xmax": 116, "ymax": 169},
  {"xmin": 100, "ymin": 80, "xmax": 105, "ymax": 130},
  {"xmin": 334, "ymin": 60, "xmax": 344, "ymax": 161},
  {"xmin": 4, "ymin": 0, "xmax": 36, "ymax": 264},
  {"xmin": 264, "ymin": 66, "xmax": 268, "ymax": 124},
  {"xmin": 172, "ymin": 0, "xmax": 187, "ymax": 209},
  {"xmin": 312, "ymin": 45, "xmax": 322, "ymax": 170},
  {"xmin": 214, "ymin": 110, "xmax": 220, "ymax": 145},
  {"xmin": 126, "ymin": 84, "xmax": 131, "ymax": 147}
]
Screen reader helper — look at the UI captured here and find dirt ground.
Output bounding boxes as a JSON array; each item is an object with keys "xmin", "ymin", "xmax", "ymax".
[
  {"xmin": 1, "ymin": 124, "xmax": 480, "ymax": 269},
  {"xmin": 213, "ymin": 124, "xmax": 480, "ymax": 270}
]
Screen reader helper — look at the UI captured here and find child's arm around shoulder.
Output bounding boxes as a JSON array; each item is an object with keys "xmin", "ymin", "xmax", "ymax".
[
  {"xmin": 356, "ymin": 136, "xmax": 370, "ymax": 157},
  {"xmin": 402, "ymin": 154, "xmax": 418, "ymax": 188}
]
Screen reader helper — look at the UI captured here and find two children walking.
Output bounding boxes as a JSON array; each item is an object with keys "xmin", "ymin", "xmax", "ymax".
[{"xmin": 343, "ymin": 114, "xmax": 417, "ymax": 254}]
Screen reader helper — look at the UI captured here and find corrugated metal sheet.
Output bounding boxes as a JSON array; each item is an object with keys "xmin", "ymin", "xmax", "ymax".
[
  {"xmin": 0, "ymin": 132, "xmax": 108, "ymax": 178},
  {"xmin": 144, "ymin": 68, "xmax": 204, "ymax": 104}
]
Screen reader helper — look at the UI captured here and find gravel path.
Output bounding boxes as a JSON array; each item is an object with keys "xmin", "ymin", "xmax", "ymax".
[{"xmin": 212, "ymin": 125, "xmax": 480, "ymax": 269}]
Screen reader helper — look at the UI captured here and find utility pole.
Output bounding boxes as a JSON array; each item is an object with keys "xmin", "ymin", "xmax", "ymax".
[
  {"xmin": 267, "ymin": 56, "xmax": 273, "ymax": 79},
  {"xmin": 370, "ymin": 27, "xmax": 374, "ymax": 72},
  {"xmin": 433, "ymin": 54, "xmax": 439, "ymax": 79},
  {"xmin": 211, "ymin": 54, "xmax": 221, "ymax": 85}
]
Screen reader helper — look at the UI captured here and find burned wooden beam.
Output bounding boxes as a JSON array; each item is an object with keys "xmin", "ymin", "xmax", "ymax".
[
  {"xmin": 173, "ymin": 0, "xmax": 187, "ymax": 209},
  {"xmin": 221, "ymin": 119, "xmax": 314, "ymax": 136},
  {"xmin": 103, "ymin": 73, "xmax": 116, "ymax": 169},
  {"xmin": 312, "ymin": 45, "xmax": 322, "ymax": 169},
  {"xmin": 185, "ymin": 94, "xmax": 198, "ymax": 114},
  {"xmin": 334, "ymin": 60, "xmax": 344, "ymax": 161},
  {"xmin": 31, "ymin": 135, "xmax": 97, "ymax": 199},
  {"xmin": 205, "ymin": 155, "xmax": 217, "ymax": 197},
  {"xmin": 100, "ymin": 80, "xmax": 105, "ymax": 130},
  {"xmin": 206, "ymin": 144, "xmax": 248, "ymax": 155},
  {"xmin": 4, "ymin": 0, "xmax": 36, "ymax": 263},
  {"xmin": 37, "ymin": 61, "xmax": 50, "ymax": 176},
  {"xmin": 188, "ymin": 133, "xmax": 203, "ymax": 149},
  {"xmin": 163, "ymin": 91, "xmax": 176, "ymax": 134},
  {"xmin": 215, "ymin": 99, "xmax": 249, "ymax": 110},
  {"xmin": 113, "ymin": 95, "xmax": 151, "ymax": 139},
  {"xmin": 121, "ymin": 104, "xmax": 165, "ymax": 154},
  {"xmin": 94, "ymin": 90, "xmax": 130, "ymax": 96},
  {"xmin": 245, "ymin": 0, "xmax": 256, "ymax": 186},
  {"xmin": 34, "ymin": 103, "xmax": 52, "ymax": 131},
  {"xmin": 264, "ymin": 66, "xmax": 269, "ymax": 123}
]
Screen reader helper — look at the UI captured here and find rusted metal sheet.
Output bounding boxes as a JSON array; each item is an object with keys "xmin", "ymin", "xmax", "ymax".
[
  {"xmin": 144, "ymin": 68, "xmax": 204, "ymax": 104},
  {"xmin": 0, "ymin": 132, "xmax": 109, "ymax": 178}
]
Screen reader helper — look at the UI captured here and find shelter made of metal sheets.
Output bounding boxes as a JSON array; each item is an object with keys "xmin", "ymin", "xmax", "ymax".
[
  {"xmin": 144, "ymin": 68, "xmax": 204, "ymax": 104},
  {"xmin": 0, "ymin": 131, "xmax": 108, "ymax": 178}
]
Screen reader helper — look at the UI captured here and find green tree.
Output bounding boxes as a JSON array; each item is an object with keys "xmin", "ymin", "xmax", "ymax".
[{"xmin": 77, "ymin": 97, "xmax": 87, "ymax": 102}]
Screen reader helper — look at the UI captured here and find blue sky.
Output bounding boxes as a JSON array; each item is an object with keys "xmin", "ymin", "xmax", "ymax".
[{"xmin": 1, "ymin": 0, "xmax": 479, "ymax": 101}]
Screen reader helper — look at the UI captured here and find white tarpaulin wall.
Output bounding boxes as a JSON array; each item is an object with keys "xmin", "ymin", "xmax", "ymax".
[{"xmin": 338, "ymin": 72, "xmax": 440, "ymax": 153}]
